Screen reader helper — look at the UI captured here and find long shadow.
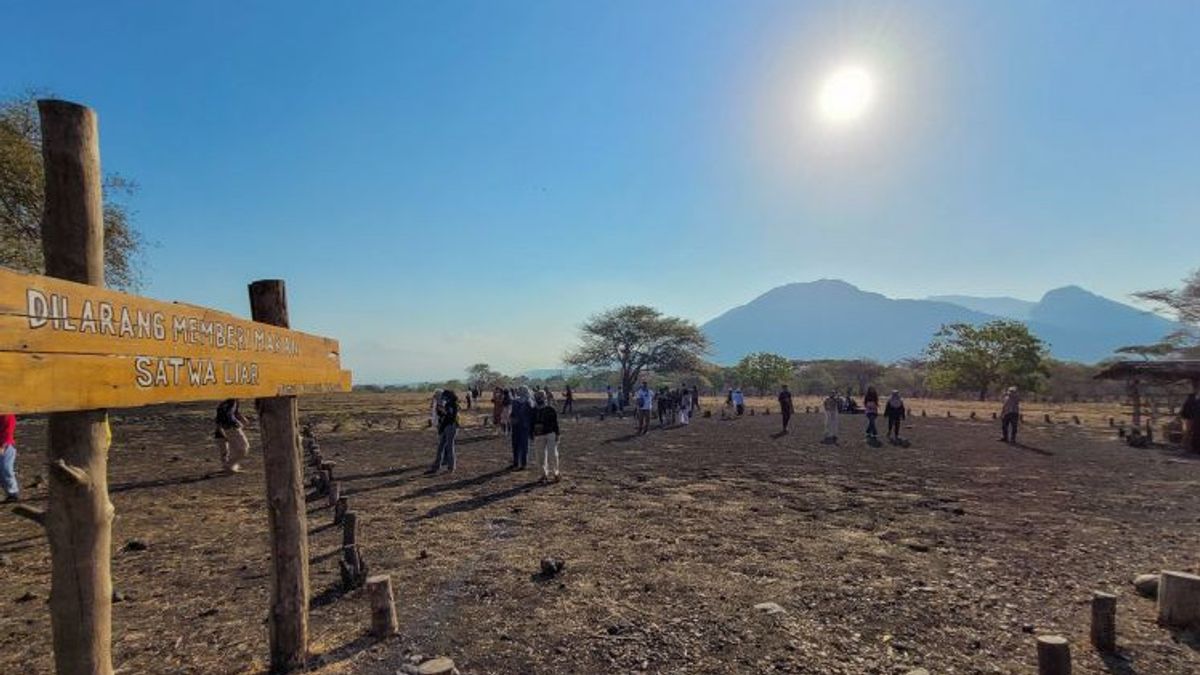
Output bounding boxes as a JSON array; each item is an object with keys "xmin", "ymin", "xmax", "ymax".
[
  {"xmin": 397, "ymin": 467, "xmax": 510, "ymax": 502},
  {"xmin": 341, "ymin": 468, "xmax": 428, "ymax": 498},
  {"xmin": 310, "ymin": 548, "xmax": 341, "ymax": 565},
  {"xmin": 1101, "ymin": 651, "xmax": 1138, "ymax": 674},
  {"xmin": 455, "ymin": 434, "xmax": 501, "ymax": 446},
  {"xmin": 312, "ymin": 634, "xmax": 380, "ymax": 669},
  {"xmin": 603, "ymin": 432, "xmax": 644, "ymax": 444},
  {"xmin": 410, "ymin": 480, "xmax": 541, "ymax": 522},
  {"xmin": 1171, "ymin": 627, "xmax": 1200, "ymax": 653},
  {"xmin": 337, "ymin": 465, "xmax": 419, "ymax": 482},
  {"xmin": 0, "ymin": 533, "xmax": 43, "ymax": 548},
  {"xmin": 1011, "ymin": 442, "xmax": 1054, "ymax": 456},
  {"xmin": 770, "ymin": 430, "xmax": 789, "ymax": 439},
  {"xmin": 110, "ymin": 471, "xmax": 228, "ymax": 494},
  {"xmin": 309, "ymin": 581, "xmax": 350, "ymax": 609}
]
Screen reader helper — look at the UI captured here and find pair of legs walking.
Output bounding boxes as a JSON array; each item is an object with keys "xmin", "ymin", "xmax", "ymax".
[
  {"xmin": 824, "ymin": 411, "xmax": 839, "ymax": 440},
  {"xmin": 1001, "ymin": 413, "xmax": 1019, "ymax": 443},
  {"xmin": 865, "ymin": 413, "xmax": 878, "ymax": 439},
  {"xmin": 887, "ymin": 417, "xmax": 902, "ymax": 440},
  {"xmin": 534, "ymin": 433, "xmax": 559, "ymax": 480},
  {"xmin": 215, "ymin": 427, "xmax": 248, "ymax": 473},
  {"xmin": 1, "ymin": 444, "xmax": 18, "ymax": 500},
  {"xmin": 431, "ymin": 423, "xmax": 457, "ymax": 472},
  {"xmin": 511, "ymin": 424, "xmax": 530, "ymax": 468}
]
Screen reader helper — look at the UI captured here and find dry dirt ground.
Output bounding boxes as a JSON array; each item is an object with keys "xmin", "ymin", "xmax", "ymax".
[{"xmin": 2, "ymin": 394, "xmax": 1199, "ymax": 674}]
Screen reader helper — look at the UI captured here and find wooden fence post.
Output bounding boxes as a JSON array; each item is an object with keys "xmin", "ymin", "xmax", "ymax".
[
  {"xmin": 249, "ymin": 280, "xmax": 310, "ymax": 672},
  {"xmin": 1090, "ymin": 592, "xmax": 1116, "ymax": 652},
  {"xmin": 1036, "ymin": 635, "xmax": 1071, "ymax": 675},
  {"xmin": 366, "ymin": 575, "xmax": 398, "ymax": 637},
  {"xmin": 36, "ymin": 98, "xmax": 115, "ymax": 675}
]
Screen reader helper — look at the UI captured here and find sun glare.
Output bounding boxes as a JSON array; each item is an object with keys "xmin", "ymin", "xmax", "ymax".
[{"xmin": 817, "ymin": 65, "xmax": 875, "ymax": 124}]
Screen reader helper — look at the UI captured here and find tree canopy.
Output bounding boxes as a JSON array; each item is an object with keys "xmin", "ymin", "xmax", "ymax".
[
  {"xmin": 925, "ymin": 320, "xmax": 1048, "ymax": 400},
  {"xmin": 1, "ymin": 92, "xmax": 145, "ymax": 289},
  {"xmin": 564, "ymin": 305, "xmax": 708, "ymax": 396},
  {"xmin": 1134, "ymin": 269, "xmax": 1200, "ymax": 356},
  {"xmin": 733, "ymin": 352, "xmax": 793, "ymax": 395}
]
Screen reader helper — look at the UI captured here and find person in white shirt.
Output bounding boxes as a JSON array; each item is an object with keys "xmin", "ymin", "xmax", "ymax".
[
  {"xmin": 732, "ymin": 388, "xmax": 746, "ymax": 416},
  {"xmin": 677, "ymin": 386, "xmax": 692, "ymax": 425},
  {"xmin": 635, "ymin": 382, "xmax": 654, "ymax": 435}
]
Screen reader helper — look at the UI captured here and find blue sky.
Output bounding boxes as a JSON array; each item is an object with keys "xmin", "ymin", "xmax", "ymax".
[{"xmin": 5, "ymin": 1, "xmax": 1198, "ymax": 382}]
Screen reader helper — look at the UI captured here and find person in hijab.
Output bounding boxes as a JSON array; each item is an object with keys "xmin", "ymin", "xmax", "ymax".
[
  {"xmin": 509, "ymin": 386, "xmax": 535, "ymax": 469},
  {"xmin": 1000, "ymin": 386, "xmax": 1021, "ymax": 444},
  {"xmin": 678, "ymin": 386, "xmax": 692, "ymax": 426},
  {"xmin": 429, "ymin": 389, "xmax": 459, "ymax": 474},
  {"xmin": 822, "ymin": 391, "xmax": 840, "ymax": 443},
  {"xmin": 884, "ymin": 390, "xmax": 906, "ymax": 443},
  {"xmin": 532, "ymin": 390, "xmax": 561, "ymax": 482}
]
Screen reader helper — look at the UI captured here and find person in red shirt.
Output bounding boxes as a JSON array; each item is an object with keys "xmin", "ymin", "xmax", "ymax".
[{"xmin": 1, "ymin": 414, "xmax": 17, "ymax": 502}]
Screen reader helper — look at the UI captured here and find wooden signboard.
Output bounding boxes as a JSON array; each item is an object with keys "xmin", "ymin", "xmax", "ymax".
[{"xmin": 0, "ymin": 266, "xmax": 351, "ymax": 413}]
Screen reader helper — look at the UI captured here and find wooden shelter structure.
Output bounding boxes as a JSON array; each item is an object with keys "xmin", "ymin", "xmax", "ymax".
[{"xmin": 1095, "ymin": 360, "xmax": 1200, "ymax": 434}]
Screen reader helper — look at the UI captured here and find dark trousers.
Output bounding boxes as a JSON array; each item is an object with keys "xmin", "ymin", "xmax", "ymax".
[
  {"xmin": 865, "ymin": 413, "xmax": 878, "ymax": 437},
  {"xmin": 433, "ymin": 424, "xmax": 457, "ymax": 470},
  {"xmin": 1002, "ymin": 413, "xmax": 1019, "ymax": 442},
  {"xmin": 511, "ymin": 423, "xmax": 530, "ymax": 466},
  {"xmin": 887, "ymin": 417, "xmax": 902, "ymax": 437},
  {"xmin": 781, "ymin": 408, "xmax": 793, "ymax": 430},
  {"xmin": 562, "ymin": 400, "xmax": 572, "ymax": 414},
  {"xmin": 736, "ymin": 404, "xmax": 744, "ymax": 416}
]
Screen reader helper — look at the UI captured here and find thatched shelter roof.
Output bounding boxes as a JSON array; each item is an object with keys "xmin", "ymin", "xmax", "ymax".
[{"xmin": 1094, "ymin": 360, "xmax": 1200, "ymax": 383}]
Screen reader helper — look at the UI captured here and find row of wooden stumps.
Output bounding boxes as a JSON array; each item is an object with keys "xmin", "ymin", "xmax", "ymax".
[
  {"xmin": 1036, "ymin": 571, "xmax": 1200, "ymax": 674},
  {"xmin": 300, "ymin": 427, "xmax": 400, "ymax": 639}
]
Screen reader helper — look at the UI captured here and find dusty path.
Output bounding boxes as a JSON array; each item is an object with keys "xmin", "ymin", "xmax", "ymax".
[{"xmin": 1, "ymin": 400, "xmax": 1198, "ymax": 674}]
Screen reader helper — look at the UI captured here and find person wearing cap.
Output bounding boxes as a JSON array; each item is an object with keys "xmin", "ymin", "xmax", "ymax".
[
  {"xmin": 1000, "ymin": 386, "xmax": 1021, "ymax": 444},
  {"xmin": 531, "ymin": 390, "xmax": 561, "ymax": 482}
]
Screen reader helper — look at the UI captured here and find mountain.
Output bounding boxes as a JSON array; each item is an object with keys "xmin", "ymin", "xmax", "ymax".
[
  {"xmin": 702, "ymin": 280, "xmax": 995, "ymax": 364},
  {"xmin": 925, "ymin": 295, "xmax": 1035, "ymax": 320},
  {"xmin": 702, "ymin": 280, "xmax": 1177, "ymax": 365}
]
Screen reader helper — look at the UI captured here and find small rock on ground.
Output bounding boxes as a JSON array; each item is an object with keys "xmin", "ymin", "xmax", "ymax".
[
  {"xmin": 540, "ymin": 557, "xmax": 565, "ymax": 577},
  {"xmin": 416, "ymin": 656, "xmax": 456, "ymax": 675},
  {"xmin": 1133, "ymin": 573, "xmax": 1160, "ymax": 598},
  {"xmin": 754, "ymin": 601, "xmax": 786, "ymax": 615}
]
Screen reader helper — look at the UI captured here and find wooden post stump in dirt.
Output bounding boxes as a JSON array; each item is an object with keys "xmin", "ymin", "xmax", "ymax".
[
  {"xmin": 1044, "ymin": 413, "xmax": 1052, "ymax": 423},
  {"xmin": 1157, "ymin": 570, "xmax": 1200, "ymax": 628},
  {"xmin": 366, "ymin": 575, "xmax": 398, "ymax": 638},
  {"xmin": 1036, "ymin": 635, "xmax": 1071, "ymax": 675},
  {"xmin": 970, "ymin": 411, "xmax": 976, "ymax": 419},
  {"xmin": 993, "ymin": 412, "xmax": 998, "ymax": 420},
  {"xmin": 1109, "ymin": 417, "xmax": 1114, "ymax": 427},
  {"xmin": 249, "ymin": 280, "xmax": 310, "ymax": 673},
  {"xmin": 37, "ymin": 98, "xmax": 115, "ymax": 675},
  {"xmin": 1090, "ymin": 591, "xmax": 1116, "ymax": 652},
  {"xmin": 328, "ymin": 482, "xmax": 341, "ymax": 508},
  {"xmin": 1036, "ymin": 634, "xmax": 1075, "ymax": 667},
  {"xmin": 334, "ymin": 496, "xmax": 349, "ymax": 525},
  {"xmin": 343, "ymin": 511, "xmax": 358, "ymax": 547}
]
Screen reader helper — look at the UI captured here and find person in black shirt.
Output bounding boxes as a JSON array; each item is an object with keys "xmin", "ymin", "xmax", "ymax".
[
  {"xmin": 429, "ymin": 390, "xmax": 459, "ymax": 474},
  {"xmin": 778, "ymin": 385, "xmax": 794, "ymax": 433},
  {"xmin": 561, "ymin": 385, "xmax": 574, "ymax": 414},
  {"xmin": 532, "ymin": 390, "xmax": 561, "ymax": 481}
]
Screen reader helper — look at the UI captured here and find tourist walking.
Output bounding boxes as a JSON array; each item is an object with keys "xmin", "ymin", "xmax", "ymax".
[
  {"xmin": 510, "ymin": 386, "xmax": 535, "ymax": 469},
  {"xmin": 863, "ymin": 386, "xmax": 880, "ymax": 441},
  {"xmin": 656, "ymin": 386, "xmax": 670, "ymax": 428},
  {"xmin": 1000, "ymin": 386, "xmax": 1021, "ymax": 444},
  {"xmin": 214, "ymin": 399, "xmax": 249, "ymax": 473},
  {"xmin": 491, "ymin": 386, "xmax": 506, "ymax": 434},
  {"xmin": 778, "ymin": 385, "xmax": 794, "ymax": 433},
  {"xmin": 733, "ymin": 388, "xmax": 746, "ymax": 416},
  {"xmin": 635, "ymin": 382, "xmax": 654, "ymax": 435},
  {"xmin": 678, "ymin": 387, "xmax": 692, "ymax": 425},
  {"xmin": 1, "ymin": 414, "xmax": 18, "ymax": 502},
  {"xmin": 884, "ymin": 390, "xmax": 906, "ymax": 443},
  {"xmin": 429, "ymin": 389, "xmax": 442, "ymax": 429},
  {"xmin": 532, "ymin": 391, "xmax": 561, "ymax": 482},
  {"xmin": 606, "ymin": 385, "xmax": 616, "ymax": 413},
  {"xmin": 691, "ymin": 386, "xmax": 700, "ymax": 415},
  {"xmin": 561, "ymin": 385, "xmax": 574, "ymax": 414},
  {"xmin": 429, "ymin": 389, "xmax": 459, "ymax": 474},
  {"xmin": 822, "ymin": 391, "xmax": 840, "ymax": 443}
]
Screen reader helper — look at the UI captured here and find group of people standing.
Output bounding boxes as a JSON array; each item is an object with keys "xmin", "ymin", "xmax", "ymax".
[
  {"xmin": 814, "ymin": 388, "xmax": 909, "ymax": 445},
  {"xmin": 426, "ymin": 385, "xmax": 563, "ymax": 481}
]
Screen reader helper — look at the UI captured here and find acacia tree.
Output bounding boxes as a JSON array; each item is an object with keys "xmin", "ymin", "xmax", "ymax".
[
  {"xmin": 925, "ymin": 320, "xmax": 1048, "ymax": 400},
  {"xmin": 734, "ymin": 352, "xmax": 793, "ymax": 395},
  {"xmin": 1134, "ymin": 270, "xmax": 1200, "ymax": 356},
  {"xmin": 465, "ymin": 363, "xmax": 503, "ymax": 388},
  {"xmin": 1, "ymin": 91, "xmax": 145, "ymax": 289},
  {"xmin": 840, "ymin": 358, "xmax": 885, "ymax": 395},
  {"xmin": 564, "ymin": 305, "xmax": 708, "ymax": 397}
]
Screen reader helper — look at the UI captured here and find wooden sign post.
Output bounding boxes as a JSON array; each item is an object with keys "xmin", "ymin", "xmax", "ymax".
[{"xmin": 5, "ymin": 100, "xmax": 351, "ymax": 675}]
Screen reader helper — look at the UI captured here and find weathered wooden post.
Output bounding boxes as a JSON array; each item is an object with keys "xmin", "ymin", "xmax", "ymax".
[
  {"xmin": 1158, "ymin": 570, "xmax": 1200, "ymax": 628},
  {"xmin": 249, "ymin": 280, "xmax": 310, "ymax": 672},
  {"xmin": 38, "ymin": 98, "xmax": 115, "ymax": 675},
  {"xmin": 1036, "ymin": 635, "xmax": 1071, "ymax": 675},
  {"xmin": 333, "ymin": 496, "xmax": 349, "ymax": 525},
  {"xmin": 1090, "ymin": 591, "xmax": 1116, "ymax": 652},
  {"xmin": 366, "ymin": 575, "xmax": 398, "ymax": 638},
  {"xmin": 328, "ymin": 481, "xmax": 341, "ymax": 508}
]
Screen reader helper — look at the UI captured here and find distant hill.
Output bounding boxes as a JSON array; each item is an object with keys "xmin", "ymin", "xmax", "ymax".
[
  {"xmin": 926, "ymin": 295, "xmax": 1035, "ymax": 320},
  {"xmin": 702, "ymin": 280, "xmax": 1177, "ymax": 365}
]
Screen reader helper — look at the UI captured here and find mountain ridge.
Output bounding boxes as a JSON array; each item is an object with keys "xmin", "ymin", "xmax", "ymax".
[{"xmin": 702, "ymin": 280, "xmax": 1176, "ymax": 365}]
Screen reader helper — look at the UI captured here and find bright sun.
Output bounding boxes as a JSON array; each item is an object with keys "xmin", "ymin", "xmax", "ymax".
[{"xmin": 817, "ymin": 65, "xmax": 875, "ymax": 124}]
